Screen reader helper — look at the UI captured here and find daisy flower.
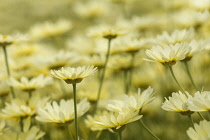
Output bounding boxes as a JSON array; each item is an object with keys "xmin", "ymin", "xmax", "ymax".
[
  {"xmin": 36, "ymin": 98, "xmax": 90, "ymax": 124},
  {"xmin": 51, "ymin": 65, "xmax": 97, "ymax": 84}
]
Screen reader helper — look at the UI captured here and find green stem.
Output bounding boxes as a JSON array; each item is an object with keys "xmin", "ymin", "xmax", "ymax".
[
  {"xmin": 2, "ymin": 46, "xmax": 15, "ymax": 98},
  {"xmin": 28, "ymin": 91, "xmax": 32, "ymax": 98},
  {"xmin": 126, "ymin": 53, "xmax": 135, "ymax": 94},
  {"xmin": 72, "ymin": 84, "xmax": 78, "ymax": 140},
  {"xmin": 197, "ymin": 112, "xmax": 205, "ymax": 120},
  {"xmin": 65, "ymin": 124, "xmax": 74, "ymax": 140},
  {"xmin": 94, "ymin": 39, "xmax": 112, "ymax": 112},
  {"xmin": 187, "ymin": 114, "xmax": 194, "ymax": 128},
  {"xmin": 183, "ymin": 61, "xmax": 199, "ymax": 91},
  {"xmin": 168, "ymin": 66, "xmax": 186, "ymax": 94},
  {"xmin": 20, "ymin": 117, "xmax": 24, "ymax": 132},
  {"xmin": 140, "ymin": 119, "xmax": 160, "ymax": 140},
  {"xmin": 118, "ymin": 131, "xmax": 122, "ymax": 140}
]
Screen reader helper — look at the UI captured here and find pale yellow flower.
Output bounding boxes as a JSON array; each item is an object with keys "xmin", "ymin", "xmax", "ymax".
[
  {"xmin": 145, "ymin": 43, "xmax": 189, "ymax": 66},
  {"xmin": 85, "ymin": 109, "xmax": 142, "ymax": 132},
  {"xmin": 162, "ymin": 91, "xmax": 193, "ymax": 115},
  {"xmin": 51, "ymin": 65, "xmax": 97, "ymax": 84},
  {"xmin": 0, "ymin": 34, "xmax": 27, "ymax": 47},
  {"xmin": 187, "ymin": 91, "xmax": 210, "ymax": 112},
  {"xmin": 187, "ymin": 120, "xmax": 210, "ymax": 140},
  {"xmin": 36, "ymin": 98, "xmax": 90, "ymax": 124},
  {"xmin": 8, "ymin": 75, "xmax": 53, "ymax": 92},
  {"xmin": 1, "ymin": 95, "xmax": 49, "ymax": 120}
]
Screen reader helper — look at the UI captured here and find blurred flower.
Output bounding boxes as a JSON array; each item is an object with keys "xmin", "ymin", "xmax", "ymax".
[
  {"xmin": 1, "ymin": 95, "xmax": 49, "ymax": 120},
  {"xmin": 187, "ymin": 120, "xmax": 210, "ymax": 140},
  {"xmin": 187, "ymin": 91, "xmax": 210, "ymax": 112},
  {"xmin": 85, "ymin": 109, "xmax": 142, "ymax": 132},
  {"xmin": 162, "ymin": 91, "xmax": 193, "ymax": 115},
  {"xmin": 36, "ymin": 98, "xmax": 90, "ymax": 124},
  {"xmin": 19, "ymin": 126, "xmax": 45, "ymax": 140},
  {"xmin": 8, "ymin": 75, "xmax": 53, "ymax": 92},
  {"xmin": 51, "ymin": 65, "xmax": 97, "ymax": 84},
  {"xmin": 145, "ymin": 43, "xmax": 189, "ymax": 66},
  {"xmin": 74, "ymin": 1, "xmax": 109, "ymax": 19},
  {"xmin": 43, "ymin": 50, "xmax": 79, "ymax": 70},
  {"xmin": 156, "ymin": 28, "xmax": 194, "ymax": 46},
  {"xmin": 107, "ymin": 86, "xmax": 155, "ymax": 112},
  {"xmin": 29, "ymin": 19, "xmax": 72, "ymax": 40},
  {"xmin": 88, "ymin": 24, "xmax": 128, "ymax": 40},
  {"xmin": 0, "ymin": 34, "xmax": 27, "ymax": 47}
]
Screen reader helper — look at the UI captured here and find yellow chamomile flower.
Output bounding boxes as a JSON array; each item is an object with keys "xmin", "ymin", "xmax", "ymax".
[
  {"xmin": 0, "ymin": 34, "xmax": 27, "ymax": 47},
  {"xmin": 187, "ymin": 91, "xmax": 210, "ymax": 112},
  {"xmin": 0, "ymin": 95, "xmax": 49, "ymax": 120},
  {"xmin": 156, "ymin": 28, "xmax": 195, "ymax": 46},
  {"xmin": 88, "ymin": 24, "xmax": 128, "ymax": 40},
  {"xmin": 107, "ymin": 86, "xmax": 155, "ymax": 112},
  {"xmin": 8, "ymin": 75, "xmax": 53, "ymax": 92},
  {"xmin": 18, "ymin": 126, "xmax": 45, "ymax": 140},
  {"xmin": 51, "ymin": 65, "xmax": 97, "ymax": 84},
  {"xmin": 187, "ymin": 120, "xmax": 210, "ymax": 140},
  {"xmin": 36, "ymin": 98, "xmax": 90, "ymax": 124},
  {"xmin": 145, "ymin": 43, "xmax": 189, "ymax": 66},
  {"xmin": 85, "ymin": 109, "xmax": 142, "ymax": 132},
  {"xmin": 29, "ymin": 19, "xmax": 72, "ymax": 40},
  {"xmin": 162, "ymin": 91, "xmax": 193, "ymax": 115}
]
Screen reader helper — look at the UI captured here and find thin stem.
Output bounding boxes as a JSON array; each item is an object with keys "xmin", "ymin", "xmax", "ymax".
[
  {"xmin": 188, "ymin": 114, "xmax": 194, "ymax": 129},
  {"xmin": 72, "ymin": 84, "xmax": 78, "ymax": 140},
  {"xmin": 168, "ymin": 66, "xmax": 186, "ymax": 94},
  {"xmin": 118, "ymin": 131, "xmax": 122, "ymax": 140},
  {"xmin": 20, "ymin": 117, "xmax": 24, "ymax": 132},
  {"xmin": 28, "ymin": 91, "xmax": 32, "ymax": 98},
  {"xmin": 94, "ymin": 39, "xmax": 112, "ymax": 112},
  {"xmin": 2, "ymin": 46, "xmax": 15, "ymax": 98},
  {"xmin": 197, "ymin": 112, "xmax": 205, "ymax": 120},
  {"xmin": 126, "ymin": 53, "xmax": 135, "ymax": 94},
  {"xmin": 140, "ymin": 119, "xmax": 160, "ymax": 140},
  {"xmin": 65, "ymin": 124, "xmax": 74, "ymax": 140},
  {"xmin": 183, "ymin": 61, "xmax": 199, "ymax": 91}
]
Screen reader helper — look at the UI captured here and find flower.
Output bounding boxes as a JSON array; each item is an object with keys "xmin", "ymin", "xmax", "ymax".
[
  {"xmin": 29, "ymin": 19, "xmax": 72, "ymax": 40},
  {"xmin": 107, "ymin": 86, "xmax": 155, "ymax": 112},
  {"xmin": 19, "ymin": 126, "xmax": 45, "ymax": 140},
  {"xmin": 87, "ymin": 24, "xmax": 128, "ymax": 40},
  {"xmin": 187, "ymin": 120, "xmax": 210, "ymax": 140},
  {"xmin": 36, "ymin": 98, "xmax": 90, "ymax": 124},
  {"xmin": 51, "ymin": 65, "xmax": 97, "ymax": 84},
  {"xmin": 0, "ymin": 34, "xmax": 27, "ymax": 47},
  {"xmin": 156, "ymin": 28, "xmax": 195, "ymax": 46},
  {"xmin": 0, "ymin": 95, "xmax": 49, "ymax": 120},
  {"xmin": 162, "ymin": 91, "xmax": 193, "ymax": 115},
  {"xmin": 85, "ymin": 109, "xmax": 142, "ymax": 132},
  {"xmin": 187, "ymin": 91, "xmax": 210, "ymax": 112},
  {"xmin": 145, "ymin": 43, "xmax": 189, "ymax": 66},
  {"xmin": 8, "ymin": 75, "xmax": 53, "ymax": 92}
]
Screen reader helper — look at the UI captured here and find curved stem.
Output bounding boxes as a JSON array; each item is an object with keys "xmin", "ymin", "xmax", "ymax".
[
  {"xmin": 118, "ymin": 131, "xmax": 122, "ymax": 140},
  {"xmin": 187, "ymin": 114, "xmax": 194, "ymax": 129},
  {"xmin": 65, "ymin": 124, "xmax": 74, "ymax": 140},
  {"xmin": 2, "ymin": 46, "xmax": 15, "ymax": 98},
  {"xmin": 94, "ymin": 39, "xmax": 112, "ymax": 112},
  {"xmin": 20, "ymin": 117, "xmax": 24, "ymax": 132},
  {"xmin": 183, "ymin": 61, "xmax": 199, "ymax": 91},
  {"xmin": 72, "ymin": 84, "xmax": 78, "ymax": 140},
  {"xmin": 168, "ymin": 66, "xmax": 186, "ymax": 94},
  {"xmin": 140, "ymin": 119, "xmax": 160, "ymax": 140},
  {"xmin": 126, "ymin": 53, "xmax": 135, "ymax": 94}
]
